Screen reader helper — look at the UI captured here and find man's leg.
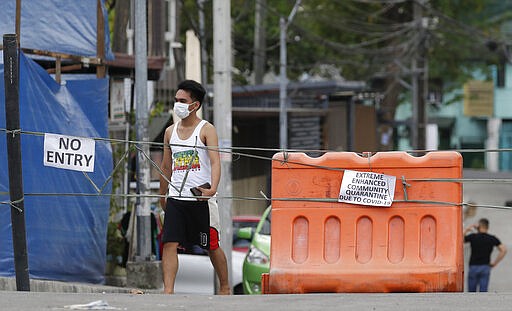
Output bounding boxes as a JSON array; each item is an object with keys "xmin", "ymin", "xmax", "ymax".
[
  {"xmin": 479, "ymin": 265, "xmax": 491, "ymax": 292},
  {"xmin": 467, "ymin": 265, "xmax": 477, "ymax": 292},
  {"xmin": 162, "ymin": 242, "xmax": 179, "ymax": 294},
  {"xmin": 208, "ymin": 247, "xmax": 231, "ymax": 294}
]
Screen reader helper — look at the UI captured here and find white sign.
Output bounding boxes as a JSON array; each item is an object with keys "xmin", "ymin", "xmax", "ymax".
[
  {"xmin": 338, "ymin": 170, "xmax": 396, "ymax": 207},
  {"xmin": 44, "ymin": 133, "xmax": 95, "ymax": 172},
  {"xmin": 110, "ymin": 80, "xmax": 126, "ymax": 122}
]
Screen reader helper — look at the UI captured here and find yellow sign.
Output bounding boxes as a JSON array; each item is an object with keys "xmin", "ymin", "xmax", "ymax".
[{"xmin": 463, "ymin": 80, "xmax": 494, "ymax": 117}]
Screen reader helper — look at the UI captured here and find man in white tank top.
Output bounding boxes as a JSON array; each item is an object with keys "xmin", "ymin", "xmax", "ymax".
[{"xmin": 159, "ymin": 80, "xmax": 230, "ymax": 295}]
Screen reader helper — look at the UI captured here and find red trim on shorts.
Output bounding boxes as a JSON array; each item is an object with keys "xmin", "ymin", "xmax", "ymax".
[{"xmin": 210, "ymin": 227, "xmax": 219, "ymax": 250}]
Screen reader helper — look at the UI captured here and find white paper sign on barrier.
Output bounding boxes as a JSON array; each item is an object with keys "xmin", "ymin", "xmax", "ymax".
[{"xmin": 338, "ymin": 170, "xmax": 396, "ymax": 207}]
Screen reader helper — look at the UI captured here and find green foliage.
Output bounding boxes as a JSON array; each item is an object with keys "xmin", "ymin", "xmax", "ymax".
[
  {"xmin": 106, "ymin": 220, "xmax": 125, "ymax": 258},
  {"xmin": 107, "ymin": 129, "xmax": 131, "ymax": 259},
  {"xmin": 470, "ymin": 156, "xmax": 485, "ymax": 169},
  {"xmin": 179, "ymin": 0, "xmax": 510, "ymax": 95},
  {"xmin": 105, "ymin": 0, "xmax": 116, "ymax": 48},
  {"xmin": 150, "ymin": 101, "xmax": 167, "ymax": 119}
]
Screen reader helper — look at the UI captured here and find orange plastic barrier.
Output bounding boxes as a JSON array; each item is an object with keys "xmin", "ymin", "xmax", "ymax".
[{"xmin": 264, "ymin": 151, "xmax": 463, "ymax": 293}]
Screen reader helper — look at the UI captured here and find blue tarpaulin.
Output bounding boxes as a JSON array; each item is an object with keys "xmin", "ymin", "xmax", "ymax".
[
  {"xmin": 0, "ymin": 51, "xmax": 112, "ymax": 284},
  {"xmin": 0, "ymin": 0, "xmax": 114, "ymax": 60}
]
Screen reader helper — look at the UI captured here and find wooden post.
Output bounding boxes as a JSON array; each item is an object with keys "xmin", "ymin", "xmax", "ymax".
[
  {"xmin": 15, "ymin": 0, "xmax": 21, "ymax": 48},
  {"xmin": 3, "ymin": 34, "xmax": 30, "ymax": 291},
  {"xmin": 55, "ymin": 56, "xmax": 61, "ymax": 84},
  {"xmin": 96, "ymin": 0, "xmax": 106, "ymax": 78}
]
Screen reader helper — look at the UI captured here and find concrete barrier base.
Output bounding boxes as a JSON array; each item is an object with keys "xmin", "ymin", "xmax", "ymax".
[{"xmin": 126, "ymin": 260, "xmax": 163, "ymax": 290}]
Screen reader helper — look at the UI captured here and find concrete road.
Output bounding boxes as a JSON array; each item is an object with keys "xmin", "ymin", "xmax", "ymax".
[
  {"xmin": 463, "ymin": 169, "xmax": 512, "ymax": 292},
  {"xmin": 2, "ymin": 291, "xmax": 512, "ymax": 311}
]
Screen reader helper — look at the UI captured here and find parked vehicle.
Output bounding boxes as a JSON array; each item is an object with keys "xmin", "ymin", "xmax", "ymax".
[
  {"xmin": 174, "ymin": 216, "xmax": 260, "ymax": 294},
  {"xmin": 232, "ymin": 215, "xmax": 261, "ymax": 253},
  {"xmin": 238, "ymin": 206, "xmax": 271, "ymax": 294},
  {"xmin": 174, "ymin": 247, "xmax": 246, "ymax": 294}
]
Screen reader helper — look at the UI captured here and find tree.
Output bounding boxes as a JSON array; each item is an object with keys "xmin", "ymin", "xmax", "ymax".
[{"xmin": 178, "ymin": 0, "xmax": 512, "ymax": 149}]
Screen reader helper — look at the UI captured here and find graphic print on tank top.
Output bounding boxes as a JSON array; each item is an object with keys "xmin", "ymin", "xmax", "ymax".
[{"xmin": 173, "ymin": 149, "xmax": 200, "ymax": 172}]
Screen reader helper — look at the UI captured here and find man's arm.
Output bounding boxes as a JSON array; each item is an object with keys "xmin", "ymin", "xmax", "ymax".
[
  {"xmin": 463, "ymin": 224, "xmax": 477, "ymax": 236},
  {"xmin": 198, "ymin": 122, "xmax": 220, "ymax": 198},
  {"xmin": 159, "ymin": 126, "xmax": 173, "ymax": 210},
  {"xmin": 491, "ymin": 244, "xmax": 507, "ymax": 268}
]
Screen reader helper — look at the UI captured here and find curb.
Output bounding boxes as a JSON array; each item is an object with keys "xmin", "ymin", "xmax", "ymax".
[{"xmin": 0, "ymin": 277, "xmax": 161, "ymax": 294}]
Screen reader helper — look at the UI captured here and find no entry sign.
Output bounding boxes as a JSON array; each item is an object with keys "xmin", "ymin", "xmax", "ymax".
[{"xmin": 43, "ymin": 133, "xmax": 95, "ymax": 172}]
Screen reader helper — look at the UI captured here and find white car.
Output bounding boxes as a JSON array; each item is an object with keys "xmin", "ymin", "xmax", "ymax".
[
  {"xmin": 170, "ymin": 215, "xmax": 260, "ymax": 294},
  {"xmin": 118, "ymin": 216, "xmax": 246, "ymax": 294},
  {"xmin": 175, "ymin": 249, "xmax": 245, "ymax": 294}
]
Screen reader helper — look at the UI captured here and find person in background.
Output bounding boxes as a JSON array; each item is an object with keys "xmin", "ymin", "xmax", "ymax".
[
  {"xmin": 464, "ymin": 218, "xmax": 507, "ymax": 292},
  {"xmin": 159, "ymin": 80, "xmax": 230, "ymax": 295}
]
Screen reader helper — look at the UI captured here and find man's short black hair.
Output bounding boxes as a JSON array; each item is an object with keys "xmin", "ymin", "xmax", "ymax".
[
  {"xmin": 479, "ymin": 218, "xmax": 489, "ymax": 229},
  {"xmin": 177, "ymin": 80, "xmax": 206, "ymax": 107}
]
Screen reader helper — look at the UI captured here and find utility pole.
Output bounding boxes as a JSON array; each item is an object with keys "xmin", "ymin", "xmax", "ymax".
[
  {"xmin": 412, "ymin": 0, "xmax": 427, "ymax": 150},
  {"xmin": 279, "ymin": 0, "xmax": 301, "ymax": 150},
  {"xmin": 253, "ymin": 0, "xmax": 266, "ymax": 85},
  {"xmin": 125, "ymin": 0, "xmax": 161, "ymax": 290},
  {"xmin": 213, "ymin": 0, "xmax": 232, "ymax": 293},
  {"xmin": 420, "ymin": 1, "xmax": 429, "ymax": 151},
  {"xmin": 198, "ymin": 0, "xmax": 210, "ymax": 121},
  {"xmin": 134, "ymin": 0, "xmax": 151, "ymax": 261},
  {"xmin": 3, "ymin": 33, "xmax": 30, "ymax": 292},
  {"xmin": 411, "ymin": 57, "xmax": 419, "ymax": 149}
]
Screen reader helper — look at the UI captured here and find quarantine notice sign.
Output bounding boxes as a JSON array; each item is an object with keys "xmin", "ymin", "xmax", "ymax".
[
  {"xmin": 338, "ymin": 170, "xmax": 396, "ymax": 207},
  {"xmin": 44, "ymin": 133, "xmax": 95, "ymax": 172}
]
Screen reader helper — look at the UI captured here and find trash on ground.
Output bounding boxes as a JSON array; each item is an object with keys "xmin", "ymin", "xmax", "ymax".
[{"xmin": 64, "ymin": 300, "xmax": 120, "ymax": 310}]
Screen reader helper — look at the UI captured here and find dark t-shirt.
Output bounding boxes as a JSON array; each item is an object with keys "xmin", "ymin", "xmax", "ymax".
[{"xmin": 464, "ymin": 232, "xmax": 501, "ymax": 265}]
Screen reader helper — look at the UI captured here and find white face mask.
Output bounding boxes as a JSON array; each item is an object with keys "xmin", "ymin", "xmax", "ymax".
[{"xmin": 173, "ymin": 102, "xmax": 195, "ymax": 119}]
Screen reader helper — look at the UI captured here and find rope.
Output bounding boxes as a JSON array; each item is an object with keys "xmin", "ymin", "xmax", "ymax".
[
  {"xmin": 1, "ymin": 127, "xmax": 512, "ymax": 211},
  {"xmin": 4, "ymin": 127, "xmax": 510, "ymax": 156},
  {"xmin": 1, "ymin": 191, "xmax": 512, "ymax": 210}
]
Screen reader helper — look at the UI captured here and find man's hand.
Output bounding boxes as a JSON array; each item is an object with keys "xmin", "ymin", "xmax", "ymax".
[
  {"xmin": 160, "ymin": 196, "xmax": 167, "ymax": 211},
  {"xmin": 464, "ymin": 224, "xmax": 478, "ymax": 235},
  {"xmin": 196, "ymin": 185, "xmax": 216, "ymax": 201}
]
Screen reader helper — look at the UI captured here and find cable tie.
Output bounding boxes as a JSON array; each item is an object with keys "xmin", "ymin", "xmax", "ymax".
[
  {"xmin": 6, "ymin": 129, "xmax": 21, "ymax": 138},
  {"xmin": 259, "ymin": 190, "xmax": 270, "ymax": 201},
  {"xmin": 281, "ymin": 150, "xmax": 289, "ymax": 165},
  {"xmin": 363, "ymin": 152, "xmax": 373, "ymax": 171},
  {"xmin": 401, "ymin": 176, "xmax": 411, "ymax": 201},
  {"xmin": 9, "ymin": 197, "xmax": 24, "ymax": 213},
  {"xmin": 464, "ymin": 201, "xmax": 476, "ymax": 209}
]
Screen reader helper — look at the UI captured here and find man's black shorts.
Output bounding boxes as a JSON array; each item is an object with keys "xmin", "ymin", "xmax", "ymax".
[{"xmin": 162, "ymin": 198, "xmax": 218, "ymax": 250}]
